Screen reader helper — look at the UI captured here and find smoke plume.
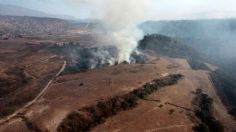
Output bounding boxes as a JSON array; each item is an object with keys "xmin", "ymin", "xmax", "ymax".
[{"xmin": 67, "ymin": 0, "xmax": 151, "ymax": 63}]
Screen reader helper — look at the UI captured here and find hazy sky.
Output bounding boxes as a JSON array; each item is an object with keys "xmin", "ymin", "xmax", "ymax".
[{"xmin": 0, "ymin": 0, "xmax": 236, "ymax": 20}]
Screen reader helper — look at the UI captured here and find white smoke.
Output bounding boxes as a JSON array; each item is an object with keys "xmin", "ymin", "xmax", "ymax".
[
  {"xmin": 66, "ymin": 0, "xmax": 152, "ymax": 63},
  {"xmin": 112, "ymin": 28, "xmax": 144, "ymax": 63}
]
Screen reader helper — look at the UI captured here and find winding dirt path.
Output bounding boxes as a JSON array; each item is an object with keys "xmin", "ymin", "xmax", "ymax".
[
  {"xmin": 144, "ymin": 124, "xmax": 194, "ymax": 132},
  {"xmin": 0, "ymin": 60, "xmax": 67, "ymax": 125}
]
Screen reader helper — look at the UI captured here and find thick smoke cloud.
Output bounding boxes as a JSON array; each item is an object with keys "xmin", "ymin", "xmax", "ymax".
[{"xmin": 66, "ymin": 0, "xmax": 152, "ymax": 63}]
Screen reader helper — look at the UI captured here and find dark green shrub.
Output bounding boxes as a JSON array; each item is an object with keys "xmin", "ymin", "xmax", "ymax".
[{"xmin": 193, "ymin": 123, "xmax": 210, "ymax": 132}]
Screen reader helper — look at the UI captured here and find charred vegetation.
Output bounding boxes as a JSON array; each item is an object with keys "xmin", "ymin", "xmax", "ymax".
[
  {"xmin": 193, "ymin": 89, "xmax": 224, "ymax": 132},
  {"xmin": 210, "ymin": 70, "xmax": 236, "ymax": 118},
  {"xmin": 50, "ymin": 43, "xmax": 118, "ymax": 73},
  {"xmin": 50, "ymin": 43, "xmax": 147, "ymax": 74},
  {"xmin": 138, "ymin": 34, "xmax": 209, "ymax": 70}
]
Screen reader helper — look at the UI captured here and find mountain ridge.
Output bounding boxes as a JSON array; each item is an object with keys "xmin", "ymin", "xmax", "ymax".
[{"xmin": 0, "ymin": 4, "xmax": 76, "ymax": 20}]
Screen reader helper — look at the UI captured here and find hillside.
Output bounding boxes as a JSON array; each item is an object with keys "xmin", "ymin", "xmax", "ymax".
[
  {"xmin": 139, "ymin": 34, "xmax": 236, "ymax": 120},
  {"xmin": 0, "ymin": 16, "xmax": 68, "ymax": 36},
  {"xmin": 0, "ymin": 4, "xmax": 75, "ymax": 20},
  {"xmin": 0, "ymin": 39, "xmax": 64, "ymax": 119},
  {"xmin": 140, "ymin": 19, "xmax": 236, "ymax": 121},
  {"xmin": 140, "ymin": 19, "xmax": 236, "ymax": 61},
  {"xmin": 138, "ymin": 34, "xmax": 209, "ymax": 70}
]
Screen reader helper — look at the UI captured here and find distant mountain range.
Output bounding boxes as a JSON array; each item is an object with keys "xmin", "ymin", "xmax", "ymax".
[
  {"xmin": 140, "ymin": 19, "xmax": 236, "ymax": 38},
  {"xmin": 186, "ymin": 11, "xmax": 236, "ymax": 20},
  {"xmin": 0, "ymin": 4, "xmax": 76, "ymax": 20}
]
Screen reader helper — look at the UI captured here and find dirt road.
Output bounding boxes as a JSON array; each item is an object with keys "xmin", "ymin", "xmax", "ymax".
[{"xmin": 0, "ymin": 60, "xmax": 67, "ymax": 125}]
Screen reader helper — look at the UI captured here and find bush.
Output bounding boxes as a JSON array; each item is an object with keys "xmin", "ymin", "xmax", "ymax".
[
  {"xmin": 193, "ymin": 123, "xmax": 210, "ymax": 132},
  {"xmin": 196, "ymin": 88, "xmax": 203, "ymax": 94},
  {"xmin": 169, "ymin": 109, "xmax": 175, "ymax": 114},
  {"xmin": 159, "ymin": 104, "xmax": 164, "ymax": 108}
]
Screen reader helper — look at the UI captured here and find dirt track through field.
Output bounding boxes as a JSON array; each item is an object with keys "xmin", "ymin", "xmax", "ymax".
[{"xmin": 0, "ymin": 60, "xmax": 67, "ymax": 125}]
